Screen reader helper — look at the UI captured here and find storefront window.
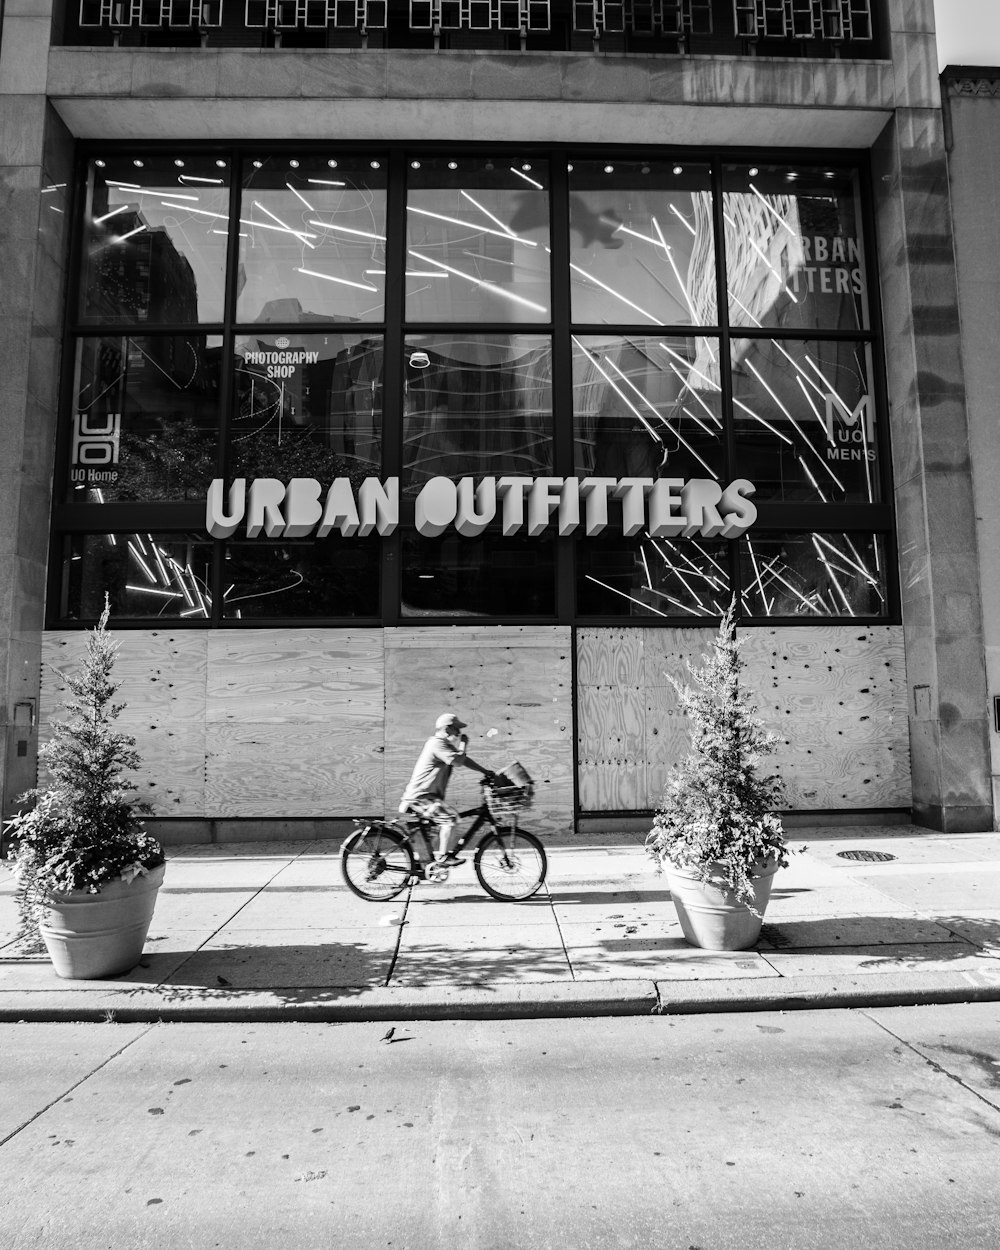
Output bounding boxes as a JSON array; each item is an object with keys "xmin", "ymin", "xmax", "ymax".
[
  {"xmin": 231, "ymin": 332, "xmax": 383, "ymax": 482},
  {"xmin": 221, "ymin": 538, "xmax": 380, "ymax": 619},
  {"xmin": 730, "ymin": 338, "xmax": 879, "ymax": 503},
  {"xmin": 402, "ymin": 532, "xmax": 556, "ymax": 617},
  {"xmin": 569, "ymin": 160, "xmax": 716, "ymax": 327},
  {"xmin": 573, "ymin": 334, "xmax": 724, "ymax": 480},
  {"xmin": 405, "ymin": 157, "xmax": 551, "ymax": 323},
  {"xmin": 403, "ymin": 334, "xmax": 552, "ymax": 490},
  {"xmin": 80, "ymin": 155, "xmax": 230, "ymax": 325},
  {"xmin": 723, "ymin": 164, "xmax": 868, "ymax": 333},
  {"xmin": 238, "ymin": 155, "xmax": 388, "ymax": 324},
  {"xmin": 739, "ymin": 532, "xmax": 887, "ymax": 617},
  {"xmin": 577, "ymin": 535, "xmax": 731, "ymax": 618},
  {"xmin": 60, "ymin": 533, "xmax": 214, "ymax": 620},
  {"xmin": 67, "ymin": 335, "xmax": 221, "ymax": 503},
  {"xmin": 57, "ymin": 147, "xmax": 891, "ymax": 627}
]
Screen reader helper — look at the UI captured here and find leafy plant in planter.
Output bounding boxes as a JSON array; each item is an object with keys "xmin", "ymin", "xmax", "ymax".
[
  {"xmin": 646, "ymin": 602, "xmax": 788, "ymax": 950},
  {"xmin": 3, "ymin": 599, "xmax": 164, "ymax": 976}
]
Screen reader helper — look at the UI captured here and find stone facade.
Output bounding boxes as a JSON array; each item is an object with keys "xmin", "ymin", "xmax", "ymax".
[{"xmin": 0, "ymin": 1, "xmax": 993, "ymax": 834}]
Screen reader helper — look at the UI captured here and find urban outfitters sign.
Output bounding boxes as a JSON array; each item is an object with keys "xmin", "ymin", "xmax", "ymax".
[{"xmin": 206, "ymin": 476, "xmax": 758, "ymax": 540}]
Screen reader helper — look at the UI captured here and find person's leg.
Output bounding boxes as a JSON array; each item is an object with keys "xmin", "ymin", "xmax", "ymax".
[{"xmin": 428, "ymin": 800, "xmax": 460, "ymax": 859}]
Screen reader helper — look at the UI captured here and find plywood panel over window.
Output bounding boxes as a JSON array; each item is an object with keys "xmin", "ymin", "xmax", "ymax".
[
  {"xmin": 41, "ymin": 632, "xmax": 209, "ymax": 816},
  {"xmin": 384, "ymin": 626, "xmax": 573, "ymax": 836},
  {"xmin": 204, "ymin": 631, "xmax": 386, "ymax": 817},
  {"xmin": 576, "ymin": 624, "xmax": 910, "ymax": 814}
]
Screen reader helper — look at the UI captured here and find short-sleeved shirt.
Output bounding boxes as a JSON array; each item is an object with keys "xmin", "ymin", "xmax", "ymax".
[{"xmin": 400, "ymin": 732, "xmax": 467, "ymax": 806}]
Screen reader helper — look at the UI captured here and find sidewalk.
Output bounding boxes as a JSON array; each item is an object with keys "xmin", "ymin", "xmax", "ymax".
[{"xmin": 3, "ymin": 824, "xmax": 1000, "ymax": 1022}]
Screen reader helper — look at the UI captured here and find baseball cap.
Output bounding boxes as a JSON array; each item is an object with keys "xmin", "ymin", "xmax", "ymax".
[{"xmin": 435, "ymin": 712, "xmax": 467, "ymax": 731}]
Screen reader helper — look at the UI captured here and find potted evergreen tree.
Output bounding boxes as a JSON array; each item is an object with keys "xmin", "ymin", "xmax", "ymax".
[
  {"xmin": 646, "ymin": 602, "xmax": 788, "ymax": 951},
  {"xmin": 3, "ymin": 599, "xmax": 165, "ymax": 978}
]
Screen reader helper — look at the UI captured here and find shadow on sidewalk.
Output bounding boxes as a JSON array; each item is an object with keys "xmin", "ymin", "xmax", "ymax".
[{"xmin": 759, "ymin": 914, "xmax": 1000, "ymax": 961}]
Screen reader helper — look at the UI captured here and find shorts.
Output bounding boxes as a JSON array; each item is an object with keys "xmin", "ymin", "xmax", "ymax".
[{"xmin": 406, "ymin": 797, "xmax": 459, "ymax": 825}]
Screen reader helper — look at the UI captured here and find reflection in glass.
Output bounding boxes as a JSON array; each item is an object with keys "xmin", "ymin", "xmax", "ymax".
[
  {"xmin": 577, "ymin": 535, "xmax": 730, "ymax": 617},
  {"xmin": 221, "ymin": 538, "xmax": 380, "ymax": 619},
  {"xmin": 68, "ymin": 335, "xmax": 221, "ymax": 502},
  {"xmin": 232, "ymin": 332, "xmax": 382, "ymax": 483},
  {"xmin": 724, "ymin": 164, "xmax": 867, "ymax": 332},
  {"xmin": 402, "ymin": 533, "xmax": 555, "ymax": 617},
  {"xmin": 403, "ymin": 334, "xmax": 551, "ymax": 490},
  {"xmin": 731, "ymin": 339, "xmax": 878, "ymax": 503},
  {"xmin": 80, "ymin": 156, "xmax": 230, "ymax": 324},
  {"xmin": 740, "ymin": 532, "xmax": 887, "ymax": 617},
  {"xmin": 573, "ymin": 335, "xmax": 723, "ymax": 480},
  {"xmin": 405, "ymin": 158, "xmax": 550, "ymax": 322},
  {"xmin": 569, "ymin": 161, "xmax": 716, "ymax": 327},
  {"xmin": 238, "ymin": 156, "xmax": 387, "ymax": 324},
  {"xmin": 60, "ymin": 534, "xmax": 213, "ymax": 621}
]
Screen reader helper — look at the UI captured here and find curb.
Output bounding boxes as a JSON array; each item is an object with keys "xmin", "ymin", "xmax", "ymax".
[{"xmin": 3, "ymin": 969, "xmax": 1000, "ymax": 1023}]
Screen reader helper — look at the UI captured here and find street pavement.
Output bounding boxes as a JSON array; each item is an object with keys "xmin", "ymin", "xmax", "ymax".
[{"xmin": 3, "ymin": 824, "xmax": 1000, "ymax": 1021}]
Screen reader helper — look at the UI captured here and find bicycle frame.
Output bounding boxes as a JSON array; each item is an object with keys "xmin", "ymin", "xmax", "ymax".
[{"xmin": 371, "ymin": 797, "xmax": 517, "ymax": 869}]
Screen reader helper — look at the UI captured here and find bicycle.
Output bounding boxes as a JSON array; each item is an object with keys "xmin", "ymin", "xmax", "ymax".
[{"xmin": 340, "ymin": 776, "xmax": 547, "ymax": 903}]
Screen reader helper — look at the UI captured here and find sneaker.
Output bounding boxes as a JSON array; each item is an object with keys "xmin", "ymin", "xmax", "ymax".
[{"xmin": 435, "ymin": 853, "xmax": 466, "ymax": 867}]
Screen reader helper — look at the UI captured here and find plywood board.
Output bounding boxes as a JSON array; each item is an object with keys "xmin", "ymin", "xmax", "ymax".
[
  {"xmin": 741, "ymin": 625, "xmax": 910, "ymax": 809},
  {"xmin": 204, "ymin": 720, "xmax": 384, "ymax": 818},
  {"xmin": 575, "ymin": 624, "xmax": 910, "ymax": 815},
  {"xmin": 41, "ymin": 632, "xmax": 208, "ymax": 817},
  {"xmin": 206, "ymin": 630, "xmax": 383, "ymax": 724}
]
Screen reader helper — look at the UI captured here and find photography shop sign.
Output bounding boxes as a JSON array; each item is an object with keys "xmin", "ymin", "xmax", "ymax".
[{"xmin": 205, "ymin": 475, "xmax": 759, "ymax": 540}]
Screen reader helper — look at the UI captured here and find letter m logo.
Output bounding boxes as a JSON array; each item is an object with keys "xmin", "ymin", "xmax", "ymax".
[{"xmin": 824, "ymin": 394, "xmax": 875, "ymax": 443}]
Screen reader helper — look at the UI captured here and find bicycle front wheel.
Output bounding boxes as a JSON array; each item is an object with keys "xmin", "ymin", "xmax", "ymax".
[
  {"xmin": 474, "ymin": 829, "xmax": 547, "ymax": 901},
  {"xmin": 341, "ymin": 824, "xmax": 415, "ymax": 901}
]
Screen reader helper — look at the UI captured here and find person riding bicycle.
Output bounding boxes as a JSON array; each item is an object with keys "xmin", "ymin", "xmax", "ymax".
[{"xmin": 399, "ymin": 712, "xmax": 496, "ymax": 868}]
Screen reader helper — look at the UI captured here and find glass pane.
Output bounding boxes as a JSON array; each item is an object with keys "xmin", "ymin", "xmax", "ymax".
[
  {"xmin": 221, "ymin": 538, "xmax": 380, "ymax": 619},
  {"xmin": 740, "ymin": 532, "xmax": 888, "ymax": 618},
  {"xmin": 59, "ymin": 534, "xmax": 213, "ymax": 621},
  {"xmin": 238, "ymin": 155, "xmax": 387, "ymax": 324},
  {"xmin": 232, "ymin": 332, "xmax": 383, "ymax": 481},
  {"xmin": 402, "ymin": 533, "xmax": 555, "ymax": 617},
  {"xmin": 573, "ymin": 335, "xmax": 723, "ymax": 479},
  {"xmin": 403, "ymin": 334, "xmax": 551, "ymax": 490},
  {"xmin": 724, "ymin": 163, "xmax": 868, "ymax": 332},
  {"xmin": 405, "ymin": 157, "xmax": 550, "ymax": 323},
  {"xmin": 67, "ymin": 335, "xmax": 221, "ymax": 503},
  {"xmin": 731, "ymin": 339, "xmax": 879, "ymax": 503},
  {"xmin": 569, "ymin": 160, "xmax": 716, "ymax": 327},
  {"xmin": 80, "ymin": 155, "xmax": 230, "ymax": 325},
  {"xmin": 577, "ymin": 535, "xmax": 731, "ymax": 618}
]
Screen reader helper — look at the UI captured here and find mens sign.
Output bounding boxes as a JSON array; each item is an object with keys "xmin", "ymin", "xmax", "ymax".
[
  {"xmin": 825, "ymin": 394, "xmax": 876, "ymax": 462},
  {"xmin": 206, "ymin": 475, "xmax": 759, "ymax": 541}
]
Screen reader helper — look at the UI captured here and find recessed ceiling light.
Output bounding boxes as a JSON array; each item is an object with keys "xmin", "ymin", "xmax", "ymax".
[
  {"xmin": 370, "ymin": 160, "xmax": 381, "ymax": 169},
  {"xmin": 328, "ymin": 160, "xmax": 338, "ymax": 168},
  {"xmin": 748, "ymin": 166, "xmax": 759, "ymax": 177},
  {"xmin": 672, "ymin": 165, "xmax": 683, "ymax": 175},
  {"xmin": 604, "ymin": 164, "xmax": 614, "ymax": 174},
  {"xmin": 95, "ymin": 159, "xmax": 106, "ymax": 168},
  {"xmin": 216, "ymin": 159, "xmax": 226, "ymax": 168},
  {"xmin": 410, "ymin": 160, "xmax": 421, "ymax": 169},
  {"xmin": 521, "ymin": 164, "xmax": 532, "ymax": 172},
  {"xmin": 289, "ymin": 159, "xmax": 299, "ymax": 168},
  {"xmin": 448, "ymin": 161, "xmax": 458, "ymax": 170},
  {"xmin": 174, "ymin": 159, "xmax": 184, "ymax": 168},
  {"xmin": 133, "ymin": 159, "xmax": 144, "ymax": 168},
  {"xmin": 252, "ymin": 160, "xmax": 263, "ymax": 169}
]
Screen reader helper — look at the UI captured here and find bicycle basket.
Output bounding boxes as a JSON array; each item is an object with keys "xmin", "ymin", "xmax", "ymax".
[{"xmin": 485, "ymin": 781, "xmax": 533, "ymax": 825}]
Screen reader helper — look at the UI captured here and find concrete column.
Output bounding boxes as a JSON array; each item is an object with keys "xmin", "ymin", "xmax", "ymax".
[
  {"xmin": 0, "ymin": 2, "xmax": 73, "ymax": 820},
  {"xmin": 944, "ymin": 70, "xmax": 1000, "ymax": 829},
  {"xmin": 872, "ymin": 0, "xmax": 993, "ymax": 830}
]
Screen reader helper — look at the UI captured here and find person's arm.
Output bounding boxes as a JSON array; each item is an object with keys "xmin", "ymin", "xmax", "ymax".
[{"xmin": 446, "ymin": 733, "xmax": 494, "ymax": 779}]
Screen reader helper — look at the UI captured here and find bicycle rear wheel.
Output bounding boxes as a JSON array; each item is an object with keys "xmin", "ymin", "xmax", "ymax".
[
  {"xmin": 341, "ymin": 824, "xmax": 415, "ymax": 901},
  {"xmin": 474, "ymin": 829, "xmax": 547, "ymax": 901}
]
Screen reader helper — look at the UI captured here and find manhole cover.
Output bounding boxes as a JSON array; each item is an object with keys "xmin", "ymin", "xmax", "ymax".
[{"xmin": 836, "ymin": 849, "xmax": 897, "ymax": 862}]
